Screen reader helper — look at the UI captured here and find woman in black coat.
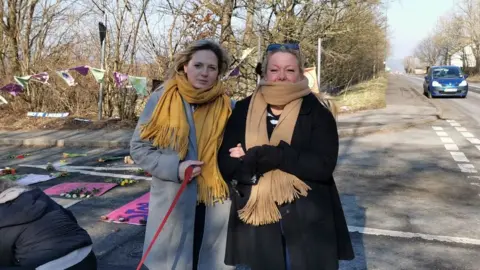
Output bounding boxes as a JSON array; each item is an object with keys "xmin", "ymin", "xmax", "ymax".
[
  {"xmin": 0, "ymin": 180, "xmax": 96, "ymax": 269},
  {"xmin": 218, "ymin": 43, "xmax": 354, "ymax": 270}
]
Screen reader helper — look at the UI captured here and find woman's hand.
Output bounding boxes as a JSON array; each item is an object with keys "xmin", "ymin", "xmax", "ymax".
[
  {"xmin": 178, "ymin": 160, "xmax": 204, "ymax": 182},
  {"xmin": 229, "ymin": 143, "xmax": 245, "ymax": 159}
]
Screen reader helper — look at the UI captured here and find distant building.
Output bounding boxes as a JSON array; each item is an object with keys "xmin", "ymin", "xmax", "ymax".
[{"xmin": 450, "ymin": 44, "xmax": 476, "ymax": 68}]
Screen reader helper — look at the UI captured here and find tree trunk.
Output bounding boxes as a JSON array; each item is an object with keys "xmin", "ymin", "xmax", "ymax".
[
  {"xmin": 220, "ymin": 0, "xmax": 235, "ymax": 49},
  {"xmin": 4, "ymin": 0, "xmax": 21, "ymax": 74}
]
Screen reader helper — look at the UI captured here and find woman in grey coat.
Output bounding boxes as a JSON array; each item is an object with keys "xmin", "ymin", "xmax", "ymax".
[{"xmin": 130, "ymin": 39, "xmax": 235, "ymax": 270}]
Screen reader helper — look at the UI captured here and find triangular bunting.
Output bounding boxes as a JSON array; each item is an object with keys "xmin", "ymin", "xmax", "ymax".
[
  {"xmin": 128, "ymin": 76, "xmax": 147, "ymax": 96},
  {"xmin": 14, "ymin": 75, "xmax": 31, "ymax": 89},
  {"xmin": 89, "ymin": 67, "xmax": 106, "ymax": 83},
  {"xmin": 56, "ymin": 71, "xmax": 76, "ymax": 86}
]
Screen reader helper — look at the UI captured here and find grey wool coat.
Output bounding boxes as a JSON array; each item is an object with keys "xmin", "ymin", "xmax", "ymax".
[{"xmin": 130, "ymin": 86, "xmax": 236, "ymax": 270}]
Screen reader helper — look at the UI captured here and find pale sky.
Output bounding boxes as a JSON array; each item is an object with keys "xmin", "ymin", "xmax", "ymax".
[{"xmin": 388, "ymin": 0, "xmax": 457, "ymax": 60}]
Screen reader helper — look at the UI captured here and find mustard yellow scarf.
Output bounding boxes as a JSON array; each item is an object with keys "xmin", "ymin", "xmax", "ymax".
[{"xmin": 140, "ymin": 73, "xmax": 232, "ymax": 205}]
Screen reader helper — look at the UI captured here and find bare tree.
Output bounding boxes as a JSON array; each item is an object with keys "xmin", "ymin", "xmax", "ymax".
[
  {"xmin": 457, "ymin": 0, "xmax": 480, "ymax": 73},
  {"xmin": 414, "ymin": 35, "xmax": 442, "ymax": 66}
]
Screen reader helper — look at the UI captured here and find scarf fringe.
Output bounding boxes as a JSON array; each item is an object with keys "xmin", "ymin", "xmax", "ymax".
[
  {"xmin": 197, "ymin": 174, "xmax": 230, "ymax": 206},
  {"xmin": 238, "ymin": 171, "xmax": 311, "ymax": 226},
  {"xmin": 141, "ymin": 125, "xmax": 189, "ymax": 159},
  {"xmin": 238, "ymin": 183, "xmax": 282, "ymax": 226}
]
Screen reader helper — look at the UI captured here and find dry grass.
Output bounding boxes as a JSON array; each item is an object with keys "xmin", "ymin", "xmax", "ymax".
[
  {"xmin": 467, "ymin": 74, "xmax": 480, "ymax": 83},
  {"xmin": 336, "ymin": 76, "xmax": 387, "ymax": 114}
]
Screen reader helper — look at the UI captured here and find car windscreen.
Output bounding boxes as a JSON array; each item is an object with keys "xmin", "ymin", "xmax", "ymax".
[{"xmin": 432, "ymin": 67, "xmax": 462, "ymax": 78}]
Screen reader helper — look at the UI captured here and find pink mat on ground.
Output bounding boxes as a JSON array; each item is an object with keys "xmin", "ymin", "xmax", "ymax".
[
  {"xmin": 102, "ymin": 192, "xmax": 150, "ymax": 225},
  {"xmin": 44, "ymin": 182, "xmax": 117, "ymax": 197}
]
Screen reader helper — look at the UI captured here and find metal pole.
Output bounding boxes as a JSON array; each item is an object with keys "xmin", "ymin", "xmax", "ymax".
[
  {"xmin": 98, "ymin": 1, "xmax": 107, "ymax": 120},
  {"xmin": 384, "ymin": 1, "xmax": 388, "ymax": 71},
  {"xmin": 256, "ymin": 32, "xmax": 262, "ymax": 84},
  {"xmin": 317, "ymin": 38, "xmax": 322, "ymax": 91}
]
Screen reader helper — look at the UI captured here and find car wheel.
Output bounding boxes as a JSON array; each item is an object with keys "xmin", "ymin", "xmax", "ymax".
[{"xmin": 462, "ymin": 95, "xmax": 467, "ymax": 98}]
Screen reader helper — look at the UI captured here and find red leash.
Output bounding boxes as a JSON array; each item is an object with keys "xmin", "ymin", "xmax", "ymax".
[{"xmin": 136, "ymin": 166, "xmax": 195, "ymax": 270}]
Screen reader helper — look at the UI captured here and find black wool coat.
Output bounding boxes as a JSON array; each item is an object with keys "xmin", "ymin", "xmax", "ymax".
[
  {"xmin": 218, "ymin": 93, "xmax": 354, "ymax": 270},
  {"xmin": 0, "ymin": 188, "xmax": 92, "ymax": 268}
]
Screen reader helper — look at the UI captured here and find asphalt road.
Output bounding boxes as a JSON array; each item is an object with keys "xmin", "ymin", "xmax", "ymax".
[
  {"xmin": 2, "ymin": 74, "xmax": 480, "ymax": 269},
  {"xmin": 338, "ymin": 75, "xmax": 480, "ymax": 269}
]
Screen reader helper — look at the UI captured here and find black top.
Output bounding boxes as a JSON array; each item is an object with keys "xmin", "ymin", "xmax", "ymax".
[
  {"xmin": 0, "ymin": 189, "xmax": 93, "ymax": 268},
  {"xmin": 218, "ymin": 93, "xmax": 354, "ymax": 270}
]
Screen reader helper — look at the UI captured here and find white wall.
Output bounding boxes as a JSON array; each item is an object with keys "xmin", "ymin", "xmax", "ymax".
[{"xmin": 451, "ymin": 45, "xmax": 476, "ymax": 68}]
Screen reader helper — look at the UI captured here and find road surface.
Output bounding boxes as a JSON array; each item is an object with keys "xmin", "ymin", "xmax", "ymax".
[{"xmin": 2, "ymin": 74, "xmax": 480, "ymax": 269}]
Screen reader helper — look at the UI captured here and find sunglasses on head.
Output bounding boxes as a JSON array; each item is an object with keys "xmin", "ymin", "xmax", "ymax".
[{"xmin": 266, "ymin": 43, "xmax": 300, "ymax": 52}]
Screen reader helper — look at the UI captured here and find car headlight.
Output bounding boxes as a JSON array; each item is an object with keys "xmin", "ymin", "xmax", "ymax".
[
  {"xmin": 432, "ymin": 81, "xmax": 442, "ymax": 87},
  {"xmin": 459, "ymin": 80, "xmax": 467, "ymax": 87}
]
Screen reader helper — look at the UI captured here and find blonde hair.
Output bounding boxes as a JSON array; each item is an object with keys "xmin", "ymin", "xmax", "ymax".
[
  {"xmin": 167, "ymin": 39, "xmax": 230, "ymax": 79},
  {"xmin": 260, "ymin": 46, "xmax": 337, "ymax": 118},
  {"xmin": 261, "ymin": 47, "xmax": 305, "ymax": 77}
]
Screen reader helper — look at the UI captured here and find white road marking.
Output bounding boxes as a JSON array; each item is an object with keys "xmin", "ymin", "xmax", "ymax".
[
  {"xmin": 450, "ymin": 152, "xmax": 469, "ymax": 162},
  {"xmin": 450, "ymin": 122, "xmax": 461, "ymax": 127},
  {"xmin": 441, "ymin": 137, "xmax": 454, "ymax": 143},
  {"xmin": 446, "ymin": 120, "xmax": 457, "ymax": 123},
  {"xmin": 459, "ymin": 164, "xmax": 477, "ymax": 173},
  {"xmin": 57, "ymin": 165, "xmax": 142, "ymax": 171},
  {"xmin": 444, "ymin": 144, "xmax": 459, "ymax": 151},
  {"xmin": 461, "ymin": 132, "xmax": 475, "ymax": 138},
  {"xmin": 468, "ymin": 176, "xmax": 480, "ymax": 180},
  {"xmin": 456, "ymin": 127, "xmax": 468, "ymax": 132},
  {"xmin": 19, "ymin": 164, "xmax": 153, "ymax": 180},
  {"xmin": 436, "ymin": 131, "xmax": 449, "ymax": 137},
  {"xmin": 471, "ymin": 183, "xmax": 480, "ymax": 187},
  {"xmin": 432, "ymin": 126, "xmax": 444, "ymax": 131},
  {"xmin": 348, "ymin": 226, "xmax": 480, "ymax": 246},
  {"xmin": 477, "ymin": 145, "xmax": 480, "ymax": 151},
  {"xmin": 467, "ymin": 138, "xmax": 480, "ymax": 144}
]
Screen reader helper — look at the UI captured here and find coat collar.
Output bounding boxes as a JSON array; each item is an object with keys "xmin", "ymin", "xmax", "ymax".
[{"xmin": 299, "ymin": 93, "xmax": 316, "ymax": 115}]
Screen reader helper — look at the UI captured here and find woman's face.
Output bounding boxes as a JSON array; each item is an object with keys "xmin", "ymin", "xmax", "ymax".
[
  {"xmin": 183, "ymin": 50, "xmax": 219, "ymax": 89},
  {"xmin": 265, "ymin": 52, "xmax": 301, "ymax": 83}
]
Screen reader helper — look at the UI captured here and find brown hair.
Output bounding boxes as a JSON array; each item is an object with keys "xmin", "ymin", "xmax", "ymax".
[{"xmin": 167, "ymin": 39, "xmax": 230, "ymax": 79}]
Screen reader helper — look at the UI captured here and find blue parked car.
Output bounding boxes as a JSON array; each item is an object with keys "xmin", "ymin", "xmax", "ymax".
[{"xmin": 423, "ymin": 66, "xmax": 468, "ymax": 98}]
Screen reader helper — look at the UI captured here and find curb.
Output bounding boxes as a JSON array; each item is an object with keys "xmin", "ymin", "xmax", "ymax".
[
  {"xmin": 1, "ymin": 115, "xmax": 439, "ymax": 148},
  {"xmin": 0, "ymin": 137, "xmax": 130, "ymax": 148},
  {"xmin": 407, "ymin": 86, "xmax": 444, "ymax": 119}
]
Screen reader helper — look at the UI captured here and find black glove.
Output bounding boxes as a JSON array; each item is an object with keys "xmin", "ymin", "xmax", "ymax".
[
  {"xmin": 254, "ymin": 144, "xmax": 283, "ymax": 175},
  {"xmin": 234, "ymin": 146, "xmax": 261, "ymax": 185}
]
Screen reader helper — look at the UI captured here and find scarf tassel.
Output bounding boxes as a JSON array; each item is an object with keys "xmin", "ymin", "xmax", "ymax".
[{"xmin": 141, "ymin": 125, "xmax": 189, "ymax": 159}]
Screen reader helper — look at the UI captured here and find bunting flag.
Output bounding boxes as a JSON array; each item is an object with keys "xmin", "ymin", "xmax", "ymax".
[
  {"xmin": 0, "ymin": 94, "xmax": 7, "ymax": 104},
  {"xmin": 228, "ymin": 67, "xmax": 240, "ymax": 77},
  {"xmin": 56, "ymin": 71, "xmax": 76, "ymax": 86},
  {"xmin": 90, "ymin": 68, "xmax": 106, "ymax": 83},
  {"xmin": 113, "ymin": 72, "xmax": 129, "ymax": 88},
  {"xmin": 31, "ymin": 72, "xmax": 49, "ymax": 84},
  {"xmin": 222, "ymin": 47, "xmax": 254, "ymax": 81},
  {"xmin": 240, "ymin": 47, "xmax": 255, "ymax": 61},
  {"xmin": 14, "ymin": 75, "xmax": 32, "ymax": 89},
  {"xmin": 128, "ymin": 76, "xmax": 147, "ymax": 96},
  {"xmin": 69, "ymin": 66, "xmax": 90, "ymax": 76},
  {"xmin": 0, "ymin": 83, "xmax": 23, "ymax": 96},
  {"xmin": 304, "ymin": 67, "xmax": 319, "ymax": 93}
]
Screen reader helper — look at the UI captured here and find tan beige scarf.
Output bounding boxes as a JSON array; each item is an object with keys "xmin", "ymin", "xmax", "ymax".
[
  {"xmin": 238, "ymin": 78, "xmax": 313, "ymax": 226},
  {"xmin": 140, "ymin": 73, "xmax": 232, "ymax": 205}
]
